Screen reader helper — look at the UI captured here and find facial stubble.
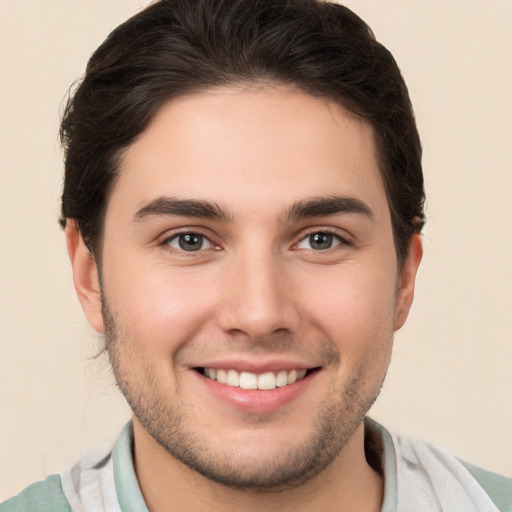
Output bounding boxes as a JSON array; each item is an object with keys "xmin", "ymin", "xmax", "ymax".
[{"xmin": 101, "ymin": 295, "xmax": 389, "ymax": 491}]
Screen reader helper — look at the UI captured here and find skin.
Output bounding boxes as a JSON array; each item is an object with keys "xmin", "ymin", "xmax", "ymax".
[{"xmin": 66, "ymin": 85, "xmax": 422, "ymax": 511}]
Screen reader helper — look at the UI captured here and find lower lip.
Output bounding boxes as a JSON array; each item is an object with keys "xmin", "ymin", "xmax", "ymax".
[{"xmin": 195, "ymin": 371, "xmax": 318, "ymax": 413}]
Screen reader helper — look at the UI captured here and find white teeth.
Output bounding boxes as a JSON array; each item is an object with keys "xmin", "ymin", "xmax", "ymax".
[
  {"xmin": 257, "ymin": 372, "xmax": 276, "ymax": 390},
  {"xmin": 240, "ymin": 372, "xmax": 258, "ymax": 390},
  {"xmin": 276, "ymin": 370, "xmax": 288, "ymax": 387},
  {"xmin": 226, "ymin": 369, "xmax": 240, "ymax": 387},
  {"xmin": 203, "ymin": 367, "xmax": 309, "ymax": 390}
]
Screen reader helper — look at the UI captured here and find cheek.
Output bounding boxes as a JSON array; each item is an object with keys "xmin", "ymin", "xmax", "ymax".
[
  {"xmin": 103, "ymin": 258, "xmax": 220, "ymax": 352},
  {"xmin": 299, "ymin": 265, "xmax": 397, "ymax": 346}
]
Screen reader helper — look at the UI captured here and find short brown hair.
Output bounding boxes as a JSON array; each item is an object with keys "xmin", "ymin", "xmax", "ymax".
[{"xmin": 60, "ymin": 0, "xmax": 425, "ymax": 265}]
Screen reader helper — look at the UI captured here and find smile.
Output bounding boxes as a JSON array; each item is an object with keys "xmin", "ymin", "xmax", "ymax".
[{"xmin": 201, "ymin": 368, "xmax": 308, "ymax": 390}]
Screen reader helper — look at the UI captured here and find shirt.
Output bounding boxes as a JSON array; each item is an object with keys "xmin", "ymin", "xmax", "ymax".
[{"xmin": 2, "ymin": 418, "xmax": 511, "ymax": 511}]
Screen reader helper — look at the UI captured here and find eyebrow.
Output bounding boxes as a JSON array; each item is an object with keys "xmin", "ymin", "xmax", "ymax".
[
  {"xmin": 285, "ymin": 196, "xmax": 374, "ymax": 222},
  {"xmin": 132, "ymin": 195, "xmax": 373, "ymax": 224},
  {"xmin": 133, "ymin": 197, "xmax": 232, "ymax": 222}
]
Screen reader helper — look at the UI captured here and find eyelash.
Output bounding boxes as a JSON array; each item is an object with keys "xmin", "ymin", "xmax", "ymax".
[
  {"xmin": 294, "ymin": 228, "xmax": 350, "ymax": 251},
  {"xmin": 160, "ymin": 230, "xmax": 218, "ymax": 254},
  {"xmin": 160, "ymin": 227, "xmax": 350, "ymax": 254}
]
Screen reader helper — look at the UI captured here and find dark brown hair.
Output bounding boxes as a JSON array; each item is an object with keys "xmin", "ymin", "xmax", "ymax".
[{"xmin": 60, "ymin": 0, "xmax": 425, "ymax": 265}]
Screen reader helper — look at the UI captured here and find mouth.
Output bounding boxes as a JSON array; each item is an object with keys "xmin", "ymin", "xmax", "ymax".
[{"xmin": 196, "ymin": 367, "xmax": 319, "ymax": 390}]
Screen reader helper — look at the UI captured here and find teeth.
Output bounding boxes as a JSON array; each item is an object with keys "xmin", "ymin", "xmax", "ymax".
[
  {"xmin": 257, "ymin": 372, "xmax": 276, "ymax": 390},
  {"xmin": 240, "ymin": 372, "xmax": 258, "ymax": 390},
  {"xmin": 226, "ymin": 369, "xmax": 240, "ymax": 387},
  {"xmin": 276, "ymin": 370, "xmax": 288, "ymax": 387},
  {"xmin": 202, "ymin": 367, "xmax": 309, "ymax": 390}
]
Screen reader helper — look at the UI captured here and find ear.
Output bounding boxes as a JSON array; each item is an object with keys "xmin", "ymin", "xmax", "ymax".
[
  {"xmin": 394, "ymin": 234, "xmax": 423, "ymax": 331},
  {"xmin": 65, "ymin": 221, "xmax": 105, "ymax": 333}
]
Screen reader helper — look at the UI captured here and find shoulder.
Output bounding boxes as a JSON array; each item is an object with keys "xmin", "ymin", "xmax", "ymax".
[
  {"xmin": 459, "ymin": 459, "xmax": 512, "ymax": 512},
  {"xmin": 393, "ymin": 431, "xmax": 512, "ymax": 512},
  {"xmin": 0, "ymin": 474, "xmax": 72, "ymax": 512},
  {"xmin": 0, "ymin": 423, "xmax": 134, "ymax": 512}
]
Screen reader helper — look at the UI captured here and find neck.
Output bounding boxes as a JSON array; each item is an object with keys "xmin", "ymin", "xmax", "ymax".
[{"xmin": 132, "ymin": 417, "xmax": 383, "ymax": 512}]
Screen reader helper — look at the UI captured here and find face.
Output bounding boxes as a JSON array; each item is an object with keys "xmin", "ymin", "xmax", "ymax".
[{"xmin": 70, "ymin": 85, "xmax": 420, "ymax": 490}]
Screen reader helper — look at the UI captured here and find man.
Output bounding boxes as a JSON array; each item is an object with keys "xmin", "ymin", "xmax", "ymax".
[{"xmin": 2, "ymin": 1, "xmax": 511, "ymax": 511}]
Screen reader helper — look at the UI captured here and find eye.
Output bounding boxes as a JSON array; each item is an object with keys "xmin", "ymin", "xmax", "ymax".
[
  {"xmin": 166, "ymin": 233, "xmax": 214, "ymax": 252},
  {"xmin": 296, "ymin": 231, "xmax": 343, "ymax": 251}
]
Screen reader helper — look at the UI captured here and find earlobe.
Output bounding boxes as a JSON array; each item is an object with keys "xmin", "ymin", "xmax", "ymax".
[
  {"xmin": 65, "ymin": 221, "xmax": 105, "ymax": 333},
  {"xmin": 394, "ymin": 234, "xmax": 423, "ymax": 331}
]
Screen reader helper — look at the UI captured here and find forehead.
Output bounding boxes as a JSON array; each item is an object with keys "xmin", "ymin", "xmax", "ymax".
[{"xmin": 112, "ymin": 85, "xmax": 388, "ymax": 222}]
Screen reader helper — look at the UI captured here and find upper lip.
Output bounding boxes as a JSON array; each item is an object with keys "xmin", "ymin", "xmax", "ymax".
[{"xmin": 191, "ymin": 358, "xmax": 320, "ymax": 374}]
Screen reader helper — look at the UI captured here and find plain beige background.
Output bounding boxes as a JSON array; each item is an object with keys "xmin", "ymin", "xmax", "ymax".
[{"xmin": 1, "ymin": 0, "xmax": 511, "ymax": 500}]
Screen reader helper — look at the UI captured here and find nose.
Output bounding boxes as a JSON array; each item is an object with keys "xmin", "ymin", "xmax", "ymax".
[{"xmin": 217, "ymin": 247, "xmax": 301, "ymax": 341}]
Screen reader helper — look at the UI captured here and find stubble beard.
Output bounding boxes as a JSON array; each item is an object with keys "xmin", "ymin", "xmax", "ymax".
[{"xmin": 102, "ymin": 297, "xmax": 389, "ymax": 492}]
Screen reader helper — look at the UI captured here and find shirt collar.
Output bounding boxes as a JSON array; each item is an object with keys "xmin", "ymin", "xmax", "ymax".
[
  {"xmin": 113, "ymin": 418, "xmax": 397, "ymax": 512},
  {"xmin": 364, "ymin": 417, "xmax": 398, "ymax": 512},
  {"xmin": 113, "ymin": 422, "xmax": 149, "ymax": 512}
]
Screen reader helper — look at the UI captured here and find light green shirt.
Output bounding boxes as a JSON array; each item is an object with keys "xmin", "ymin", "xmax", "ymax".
[{"xmin": 2, "ymin": 419, "xmax": 511, "ymax": 512}]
